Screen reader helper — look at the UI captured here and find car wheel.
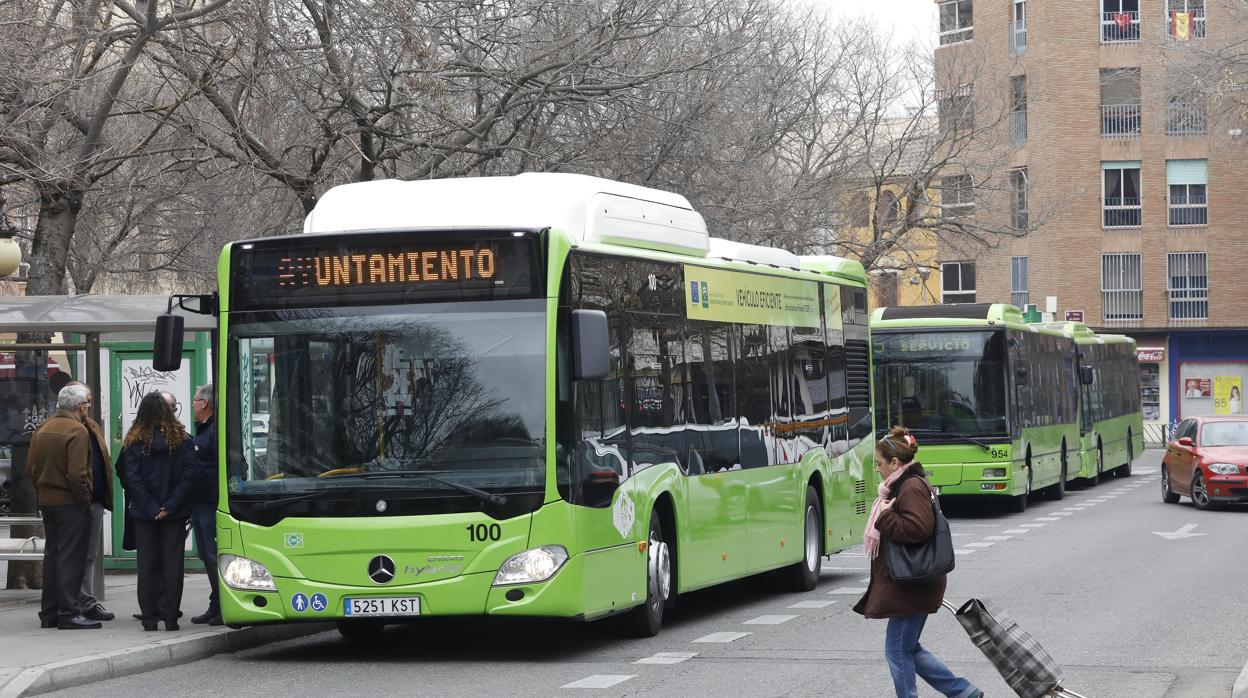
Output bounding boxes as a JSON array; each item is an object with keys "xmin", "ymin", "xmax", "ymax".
[
  {"xmin": 784, "ymin": 486, "xmax": 823, "ymax": 592},
  {"xmin": 1161, "ymin": 466, "xmax": 1181, "ymax": 504},
  {"xmin": 624, "ymin": 510, "xmax": 670, "ymax": 637},
  {"xmin": 1190, "ymin": 471, "xmax": 1213, "ymax": 511}
]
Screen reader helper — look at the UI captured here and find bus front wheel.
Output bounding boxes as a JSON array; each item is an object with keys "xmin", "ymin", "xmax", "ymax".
[
  {"xmin": 624, "ymin": 510, "xmax": 670, "ymax": 637},
  {"xmin": 1008, "ymin": 466, "xmax": 1031, "ymax": 513},
  {"xmin": 784, "ymin": 486, "xmax": 823, "ymax": 592}
]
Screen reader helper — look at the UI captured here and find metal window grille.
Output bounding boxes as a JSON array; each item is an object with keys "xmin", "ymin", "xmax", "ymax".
[
  {"xmin": 1010, "ymin": 18, "xmax": 1027, "ymax": 53},
  {"xmin": 1101, "ymin": 105, "xmax": 1141, "ymax": 137},
  {"xmin": 1168, "ymin": 185, "xmax": 1208, "ymax": 226},
  {"xmin": 1011, "ymin": 256, "xmax": 1029, "ymax": 308},
  {"xmin": 1101, "ymin": 10, "xmax": 1140, "ymax": 42},
  {"xmin": 1165, "ymin": 0, "xmax": 1205, "ymax": 40},
  {"xmin": 1012, "ymin": 109, "xmax": 1027, "ymax": 145},
  {"xmin": 1011, "ymin": 169, "xmax": 1028, "ymax": 229},
  {"xmin": 1102, "ymin": 253, "xmax": 1142, "ymax": 323},
  {"xmin": 941, "ymin": 175, "xmax": 974, "ymax": 217},
  {"xmin": 1167, "ymin": 252, "xmax": 1208, "ymax": 322},
  {"xmin": 1166, "ymin": 102, "xmax": 1207, "ymax": 135}
]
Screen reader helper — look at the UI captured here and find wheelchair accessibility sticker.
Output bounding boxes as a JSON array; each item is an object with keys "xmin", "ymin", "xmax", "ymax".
[{"xmin": 310, "ymin": 593, "xmax": 328, "ymax": 612}]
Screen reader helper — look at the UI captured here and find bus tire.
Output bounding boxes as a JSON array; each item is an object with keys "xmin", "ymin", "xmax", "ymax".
[
  {"xmin": 1087, "ymin": 442, "xmax": 1103, "ymax": 487},
  {"xmin": 624, "ymin": 510, "xmax": 670, "ymax": 637},
  {"xmin": 336, "ymin": 619, "xmax": 384, "ymax": 640},
  {"xmin": 1117, "ymin": 436, "xmax": 1134, "ymax": 477},
  {"xmin": 1008, "ymin": 465, "xmax": 1031, "ymax": 513},
  {"xmin": 1046, "ymin": 447, "xmax": 1067, "ymax": 500},
  {"xmin": 784, "ymin": 486, "xmax": 823, "ymax": 592}
]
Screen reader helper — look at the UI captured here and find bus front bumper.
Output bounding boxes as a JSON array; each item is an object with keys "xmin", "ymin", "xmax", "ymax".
[{"xmin": 923, "ymin": 462, "xmax": 1020, "ymax": 497}]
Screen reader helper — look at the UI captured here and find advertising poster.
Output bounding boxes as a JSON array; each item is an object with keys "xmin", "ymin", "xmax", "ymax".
[
  {"xmin": 1183, "ymin": 378, "xmax": 1211, "ymax": 399},
  {"xmin": 684, "ymin": 266, "xmax": 822, "ymax": 328},
  {"xmin": 1214, "ymin": 376, "xmax": 1243, "ymax": 415}
]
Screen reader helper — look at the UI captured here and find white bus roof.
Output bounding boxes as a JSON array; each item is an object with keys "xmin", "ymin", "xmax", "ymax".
[{"xmin": 304, "ymin": 173, "xmax": 711, "ymax": 256}]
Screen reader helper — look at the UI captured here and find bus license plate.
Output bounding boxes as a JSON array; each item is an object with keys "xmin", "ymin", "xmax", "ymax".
[{"xmin": 344, "ymin": 597, "xmax": 421, "ymax": 617}]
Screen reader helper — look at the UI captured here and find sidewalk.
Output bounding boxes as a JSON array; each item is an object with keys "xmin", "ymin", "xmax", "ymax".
[{"xmin": 0, "ymin": 572, "xmax": 330, "ymax": 697}]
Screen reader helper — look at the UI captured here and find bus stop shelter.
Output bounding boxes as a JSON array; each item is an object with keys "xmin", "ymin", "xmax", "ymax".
[{"xmin": 0, "ymin": 295, "xmax": 216, "ymax": 595}]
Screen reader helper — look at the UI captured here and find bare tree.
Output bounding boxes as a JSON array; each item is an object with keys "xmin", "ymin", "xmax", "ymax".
[{"xmin": 1157, "ymin": 0, "xmax": 1248, "ymax": 135}]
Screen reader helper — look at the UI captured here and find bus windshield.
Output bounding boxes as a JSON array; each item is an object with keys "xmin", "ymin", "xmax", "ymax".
[
  {"xmin": 225, "ymin": 299, "xmax": 546, "ymax": 517},
  {"xmin": 873, "ymin": 330, "xmax": 1009, "ymax": 440}
]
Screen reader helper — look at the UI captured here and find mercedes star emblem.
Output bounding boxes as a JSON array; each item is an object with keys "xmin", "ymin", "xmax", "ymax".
[
  {"xmin": 375, "ymin": 499, "xmax": 388, "ymax": 513},
  {"xmin": 368, "ymin": 555, "xmax": 396, "ymax": 584}
]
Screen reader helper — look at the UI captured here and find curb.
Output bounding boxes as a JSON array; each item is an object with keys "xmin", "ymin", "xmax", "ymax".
[
  {"xmin": 1234, "ymin": 654, "xmax": 1248, "ymax": 698},
  {"xmin": 0, "ymin": 622, "xmax": 333, "ymax": 698}
]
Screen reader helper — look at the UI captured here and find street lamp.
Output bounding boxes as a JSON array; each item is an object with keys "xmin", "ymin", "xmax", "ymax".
[{"xmin": 0, "ymin": 222, "xmax": 21, "ymax": 277}]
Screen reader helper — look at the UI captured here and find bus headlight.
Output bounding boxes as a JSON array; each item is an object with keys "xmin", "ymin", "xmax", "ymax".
[
  {"xmin": 493, "ymin": 546, "xmax": 569, "ymax": 586},
  {"xmin": 220, "ymin": 554, "xmax": 277, "ymax": 591},
  {"xmin": 983, "ymin": 468, "xmax": 1007, "ymax": 478}
]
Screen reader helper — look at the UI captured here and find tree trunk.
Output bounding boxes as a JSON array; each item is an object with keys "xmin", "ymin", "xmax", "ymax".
[{"xmin": 26, "ymin": 182, "xmax": 85, "ymax": 295}]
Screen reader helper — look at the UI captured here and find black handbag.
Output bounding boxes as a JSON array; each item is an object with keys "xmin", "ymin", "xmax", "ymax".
[{"xmin": 885, "ymin": 478, "xmax": 955, "ymax": 585}]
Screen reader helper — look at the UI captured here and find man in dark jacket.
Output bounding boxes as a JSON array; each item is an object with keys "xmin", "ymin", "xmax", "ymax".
[
  {"xmin": 189, "ymin": 384, "xmax": 221, "ymax": 625},
  {"xmin": 27, "ymin": 384, "xmax": 102, "ymax": 629}
]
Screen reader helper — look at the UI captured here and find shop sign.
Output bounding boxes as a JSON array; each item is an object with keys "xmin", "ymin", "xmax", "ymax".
[
  {"xmin": 1137, "ymin": 347, "xmax": 1165, "ymax": 362},
  {"xmin": 1064, "ymin": 310, "xmax": 1084, "ymax": 322}
]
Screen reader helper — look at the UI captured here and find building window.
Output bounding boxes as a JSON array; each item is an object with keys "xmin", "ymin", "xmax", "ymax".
[
  {"xmin": 941, "ymin": 262, "xmax": 976, "ymax": 304},
  {"xmin": 1100, "ymin": 68, "xmax": 1141, "ymax": 138},
  {"xmin": 876, "ymin": 271, "xmax": 900, "ymax": 308},
  {"xmin": 940, "ymin": 175, "xmax": 974, "ymax": 217},
  {"xmin": 937, "ymin": 85, "xmax": 974, "ymax": 133},
  {"xmin": 1139, "ymin": 362, "xmax": 1160, "ymax": 421},
  {"xmin": 1102, "ymin": 0, "xmax": 1140, "ymax": 43},
  {"xmin": 1011, "ymin": 0, "xmax": 1027, "ymax": 54},
  {"xmin": 1011, "ymin": 75, "xmax": 1027, "ymax": 145},
  {"xmin": 1166, "ymin": 0, "xmax": 1205, "ymax": 40},
  {"xmin": 1011, "ymin": 256, "xmax": 1029, "ymax": 309},
  {"xmin": 1101, "ymin": 253, "xmax": 1142, "ymax": 322},
  {"xmin": 1010, "ymin": 168, "xmax": 1028, "ymax": 229},
  {"xmin": 1167, "ymin": 159, "xmax": 1208, "ymax": 226},
  {"xmin": 1167, "ymin": 95, "xmax": 1207, "ymax": 135},
  {"xmin": 1167, "ymin": 252, "xmax": 1208, "ymax": 321},
  {"xmin": 876, "ymin": 190, "xmax": 901, "ymax": 229},
  {"xmin": 849, "ymin": 192, "xmax": 870, "ymax": 227},
  {"xmin": 939, "ymin": 0, "xmax": 973, "ymax": 45},
  {"xmin": 1103, "ymin": 162, "xmax": 1142, "ymax": 228}
]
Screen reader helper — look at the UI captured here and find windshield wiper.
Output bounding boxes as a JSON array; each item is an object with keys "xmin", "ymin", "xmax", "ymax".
[
  {"xmin": 897, "ymin": 428, "xmax": 992, "ymax": 451},
  {"xmin": 255, "ymin": 487, "xmax": 363, "ymax": 511},
  {"xmin": 323, "ymin": 469, "xmax": 508, "ymax": 506}
]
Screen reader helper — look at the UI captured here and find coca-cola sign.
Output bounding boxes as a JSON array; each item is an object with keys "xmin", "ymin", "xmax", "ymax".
[{"xmin": 1137, "ymin": 347, "xmax": 1165, "ymax": 362}]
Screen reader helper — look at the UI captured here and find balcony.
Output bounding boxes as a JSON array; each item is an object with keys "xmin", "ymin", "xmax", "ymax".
[
  {"xmin": 1168, "ymin": 194, "xmax": 1207, "ymax": 226},
  {"xmin": 1103, "ymin": 197, "xmax": 1142, "ymax": 227},
  {"xmin": 1010, "ymin": 19, "xmax": 1027, "ymax": 54},
  {"xmin": 1102, "ymin": 104, "xmax": 1141, "ymax": 138},
  {"xmin": 1164, "ymin": 8, "xmax": 1205, "ymax": 41},
  {"xmin": 1167, "ymin": 103, "xmax": 1207, "ymax": 135},
  {"xmin": 1101, "ymin": 11, "xmax": 1140, "ymax": 43},
  {"xmin": 1012, "ymin": 110, "xmax": 1027, "ymax": 145}
]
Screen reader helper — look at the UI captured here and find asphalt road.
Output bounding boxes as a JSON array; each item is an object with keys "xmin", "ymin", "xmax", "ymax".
[{"xmin": 50, "ymin": 451, "xmax": 1248, "ymax": 698}]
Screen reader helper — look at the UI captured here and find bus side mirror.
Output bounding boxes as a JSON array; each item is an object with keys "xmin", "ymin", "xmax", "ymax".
[
  {"xmin": 153, "ymin": 314, "xmax": 185, "ymax": 372},
  {"xmin": 1080, "ymin": 366, "xmax": 1094, "ymax": 385},
  {"xmin": 1014, "ymin": 360, "xmax": 1029, "ymax": 387},
  {"xmin": 571, "ymin": 309, "xmax": 609, "ymax": 381}
]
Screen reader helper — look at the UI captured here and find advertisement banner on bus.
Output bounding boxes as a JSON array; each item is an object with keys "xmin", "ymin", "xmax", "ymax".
[{"xmin": 683, "ymin": 266, "xmax": 822, "ymax": 328}]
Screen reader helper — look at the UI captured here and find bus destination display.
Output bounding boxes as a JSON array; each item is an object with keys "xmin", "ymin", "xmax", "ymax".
[{"xmin": 230, "ymin": 232, "xmax": 540, "ymax": 310}]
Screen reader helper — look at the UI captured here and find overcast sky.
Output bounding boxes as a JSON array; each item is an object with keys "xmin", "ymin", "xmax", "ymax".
[{"xmin": 813, "ymin": 0, "xmax": 937, "ymax": 50}]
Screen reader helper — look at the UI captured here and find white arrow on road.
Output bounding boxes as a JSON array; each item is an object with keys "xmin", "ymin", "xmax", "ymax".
[{"xmin": 1152, "ymin": 523, "xmax": 1206, "ymax": 540}]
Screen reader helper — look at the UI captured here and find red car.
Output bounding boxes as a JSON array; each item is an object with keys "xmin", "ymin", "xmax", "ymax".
[{"xmin": 1162, "ymin": 416, "xmax": 1248, "ymax": 509}]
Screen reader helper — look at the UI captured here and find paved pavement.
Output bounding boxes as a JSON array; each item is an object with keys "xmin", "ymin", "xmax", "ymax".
[{"xmin": 6, "ymin": 450, "xmax": 1248, "ymax": 697}]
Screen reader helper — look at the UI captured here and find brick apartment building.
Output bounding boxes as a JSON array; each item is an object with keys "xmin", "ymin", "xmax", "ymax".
[{"xmin": 933, "ymin": 0, "xmax": 1247, "ymax": 436}]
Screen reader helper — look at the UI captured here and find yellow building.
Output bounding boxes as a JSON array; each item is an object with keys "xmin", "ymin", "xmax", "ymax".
[{"xmin": 840, "ymin": 182, "xmax": 942, "ymax": 310}]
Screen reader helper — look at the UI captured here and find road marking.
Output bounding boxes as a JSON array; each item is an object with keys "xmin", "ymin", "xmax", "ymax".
[
  {"xmin": 1034, "ymin": 517, "xmax": 1060, "ymax": 522},
  {"xmin": 744, "ymin": 614, "xmax": 798, "ymax": 625},
  {"xmin": 789, "ymin": 600, "xmax": 838, "ymax": 609},
  {"xmin": 635, "ymin": 652, "xmax": 697, "ymax": 665},
  {"xmin": 964, "ymin": 542, "xmax": 995, "ymax": 548},
  {"xmin": 562, "ymin": 675, "xmax": 637, "ymax": 689},
  {"xmin": 1060, "ymin": 507, "xmax": 1083, "ymax": 512},
  {"xmin": 984, "ymin": 535, "xmax": 1013, "ymax": 541},
  {"xmin": 1003, "ymin": 529, "xmax": 1030, "ymax": 534},
  {"xmin": 1068, "ymin": 504, "xmax": 1095, "ymax": 509},
  {"xmin": 1152, "ymin": 523, "xmax": 1206, "ymax": 540},
  {"xmin": 955, "ymin": 549, "xmax": 977, "ymax": 555},
  {"xmin": 826, "ymin": 566, "xmax": 869, "ymax": 571},
  {"xmin": 828, "ymin": 586, "xmax": 867, "ymax": 595},
  {"xmin": 1050, "ymin": 512, "xmax": 1074, "ymax": 517},
  {"xmin": 859, "ymin": 577, "xmax": 871, "ymax": 583},
  {"xmin": 693, "ymin": 632, "xmax": 751, "ymax": 643},
  {"xmin": 1019, "ymin": 523, "xmax": 1045, "ymax": 528}
]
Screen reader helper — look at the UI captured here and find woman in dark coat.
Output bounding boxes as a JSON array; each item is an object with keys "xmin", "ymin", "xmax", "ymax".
[
  {"xmin": 854, "ymin": 426, "xmax": 983, "ymax": 698},
  {"xmin": 120, "ymin": 393, "xmax": 196, "ymax": 631}
]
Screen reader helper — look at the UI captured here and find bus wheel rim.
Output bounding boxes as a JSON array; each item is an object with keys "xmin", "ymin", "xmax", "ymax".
[
  {"xmin": 649, "ymin": 537, "xmax": 671, "ymax": 606},
  {"xmin": 803, "ymin": 505, "xmax": 819, "ymax": 572}
]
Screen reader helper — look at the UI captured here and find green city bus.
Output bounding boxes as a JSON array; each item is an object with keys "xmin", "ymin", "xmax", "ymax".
[
  {"xmin": 1045, "ymin": 322, "xmax": 1144, "ymax": 484},
  {"xmin": 870, "ymin": 304, "xmax": 1080, "ymax": 512},
  {"xmin": 157, "ymin": 173, "xmax": 875, "ymax": 637}
]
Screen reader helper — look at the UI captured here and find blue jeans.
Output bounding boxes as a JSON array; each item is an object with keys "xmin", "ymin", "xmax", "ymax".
[
  {"xmin": 190, "ymin": 504, "xmax": 219, "ymax": 613},
  {"xmin": 885, "ymin": 613, "xmax": 979, "ymax": 698}
]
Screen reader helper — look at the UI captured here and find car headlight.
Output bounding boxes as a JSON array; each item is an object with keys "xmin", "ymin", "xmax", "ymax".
[
  {"xmin": 493, "ymin": 545, "xmax": 569, "ymax": 586},
  {"xmin": 983, "ymin": 468, "xmax": 1007, "ymax": 478},
  {"xmin": 220, "ymin": 554, "xmax": 277, "ymax": 591},
  {"xmin": 1208, "ymin": 463, "xmax": 1240, "ymax": 475}
]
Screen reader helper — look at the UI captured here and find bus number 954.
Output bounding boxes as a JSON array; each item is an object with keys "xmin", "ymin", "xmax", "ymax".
[
  {"xmin": 989, "ymin": 447, "xmax": 1009, "ymax": 460},
  {"xmin": 467, "ymin": 523, "xmax": 502, "ymax": 542}
]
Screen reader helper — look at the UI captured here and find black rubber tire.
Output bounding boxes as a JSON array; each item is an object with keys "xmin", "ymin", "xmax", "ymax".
[
  {"xmin": 336, "ymin": 619, "xmax": 385, "ymax": 640},
  {"xmin": 1191, "ymin": 471, "xmax": 1214, "ymax": 511},
  {"xmin": 1118, "ymin": 437, "xmax": 1134, "ymax": 477},
  {"xmin": 1161, "ymin": 466, "xmax": 1181, "ymax": 504},
  {"xmin": 1047, "ymin": 448, "xmax": 1067, "ymax": 501},
  {"xmin": 1008, "ymin": 465, "xmax": 1031, "ymax": 513},
  {"xmin": 624, "ymin": 510, "xmax": 669, "ymax": 637},
  {"xmin": 783, "ymin": 486, "xmax": 823, "ymax": 592},
  {"xmin": 1087, "ymin": 444, "xmax": 1103, "ymax": 487}
]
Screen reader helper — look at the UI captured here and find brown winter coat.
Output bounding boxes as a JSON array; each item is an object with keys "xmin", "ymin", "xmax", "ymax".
[
  {"xmin": 26, "ymin": 411, "xmax": 92, "ymax": 509},
  {"xmin": 853, "ymin": 461, "xmax": 947, "ymax": 619}
]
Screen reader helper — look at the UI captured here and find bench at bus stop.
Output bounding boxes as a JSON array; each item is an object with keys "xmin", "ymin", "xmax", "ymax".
[{"xmin": 0, "ymin": 516, "xmax": 44, "ymax": 562}]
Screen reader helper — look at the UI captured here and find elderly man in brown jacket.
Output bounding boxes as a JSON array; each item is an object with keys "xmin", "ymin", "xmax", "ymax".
[{"xmin": 26, "ymin": 384, "xmax": 103, "ymax": 629}]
